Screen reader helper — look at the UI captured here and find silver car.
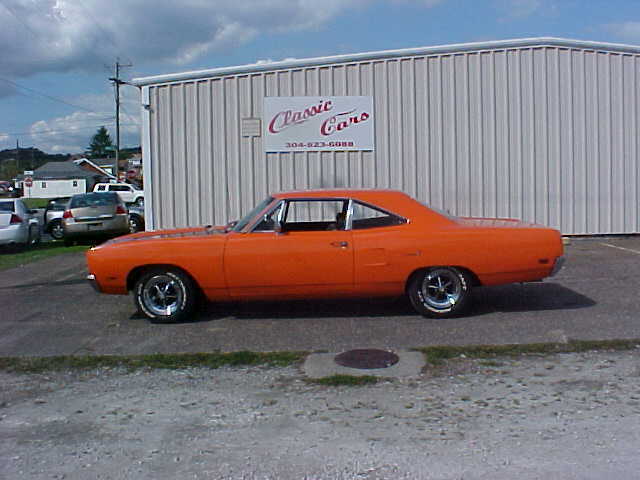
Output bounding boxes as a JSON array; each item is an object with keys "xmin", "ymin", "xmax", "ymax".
[
  {"xmin": 62, "ymin": 192, "xmax": 129, "ymax": 246},
  {"xmin": 0, "ymin": 198, "xmax": 41, "ymax": 248},
  {"xmin": 43, "ymin": 197, "xmax": 70, "ymax": 240}
]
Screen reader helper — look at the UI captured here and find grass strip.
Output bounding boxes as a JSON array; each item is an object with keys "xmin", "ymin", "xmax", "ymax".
[
  {"xmin": 21, "ymin": 198, "xmax": 53, "ymax": 209},
  {"xmin": 0, "ymin": 243, "xmax": 89, "ymax": 271},
  {"xmin": 0, "ymin": 351, "xmax": 307, "ymax": 374},
  {"xmin": 309, "ymin": 374, "xmax": 379, "ymax": 386},
  {"xmin": 418, "ymin": 339, "xmax": 640, "ymax": 366}
]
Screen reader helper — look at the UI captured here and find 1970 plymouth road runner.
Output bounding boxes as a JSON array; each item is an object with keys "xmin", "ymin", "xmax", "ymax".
[{"xmin": 86, "ymin": 189, "xmax": 564, "ymax": 323}]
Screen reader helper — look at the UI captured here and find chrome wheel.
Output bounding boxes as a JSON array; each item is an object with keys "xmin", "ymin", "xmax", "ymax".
[
  {"xmin": 134, "ymin": 269, "xmax": 197, "ymax": 323},
  {"xmin": 50, "ymin": 221, "xmax": 64, "ymax": 240},
  {"xmin": 420, "ymin": 268, "xmax": 462, "ymax": 310},
  {"xmin": 129, "ymin": 216, "xmax": 142, "ymax": 233},
  {"xmin": 408, "ymin": 266, "xmax": 472, "ymax": 318},
  {"xmin": 141, "ymin": 274, "xmax": 184, "ymax": 317}
]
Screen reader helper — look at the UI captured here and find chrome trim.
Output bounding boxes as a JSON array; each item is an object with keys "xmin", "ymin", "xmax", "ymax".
[
  {"xmin": 350, "ymin": 199, "xmax": 408, "ymax": 226},
  {"xmin": 550, "ymin": 256, "xmax": 566, "ymax": 277},
  {"xmin": 245, "ymin": 199, "xmax": 285, "ymax": 233},
  {"xmin": 345, "ymin": 199, "xmax": 354, "ymax": 230},
  {"xmin": 86, "ymin": 274, "xmax": 101, "ymax": 293}
]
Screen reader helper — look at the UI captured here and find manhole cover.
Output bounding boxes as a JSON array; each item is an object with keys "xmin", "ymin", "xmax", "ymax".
[{"xmin": 334, "ymin": 349, "xmax": 399, "ymax": 369}]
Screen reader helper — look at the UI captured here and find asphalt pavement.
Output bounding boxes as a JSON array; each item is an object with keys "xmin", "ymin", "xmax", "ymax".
[{"xmin": 0, "ymin": 237, "xmax": 639, "ymax": 357}]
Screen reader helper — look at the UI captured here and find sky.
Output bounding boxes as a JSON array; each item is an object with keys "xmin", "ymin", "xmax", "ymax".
[{"xmin": 1, "ymin": 0, "xmax": 639, "ymax": 155}]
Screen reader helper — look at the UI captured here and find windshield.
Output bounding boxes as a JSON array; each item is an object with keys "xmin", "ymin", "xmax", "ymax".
[
  {"xmin": 71, "ymin": 192, "xmax": 118, "ymax": 208},
  {"xmin": 0, "ymin": 201, "xmax": 14, "ymax": 213},
  {"xmin": 231, "ymin": 196, "xmax": 275, "ymax": 232}
]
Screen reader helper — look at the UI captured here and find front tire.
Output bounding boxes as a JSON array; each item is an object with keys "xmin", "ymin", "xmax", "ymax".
[
  {"xmin": 408, "ymin": 267, "xmax": 472, "ymax": 318},
  {"xmin": 134, "ymin": 268, "xmax": 197, "ymax": 323}
]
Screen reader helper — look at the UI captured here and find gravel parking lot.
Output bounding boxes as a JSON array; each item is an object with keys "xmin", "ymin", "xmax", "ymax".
[{"xmin": 2, "ymin": 349, "xmax": 640, "ymax": 479}]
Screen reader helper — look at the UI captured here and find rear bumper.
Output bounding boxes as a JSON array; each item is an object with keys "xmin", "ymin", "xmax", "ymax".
[
  {"xmin": 0, "ymin": 225, "xmax": 28, "ymax": 245},
  {"xmin": 64, "ymin": 215, "xmax": 129, "ymax": 239}
]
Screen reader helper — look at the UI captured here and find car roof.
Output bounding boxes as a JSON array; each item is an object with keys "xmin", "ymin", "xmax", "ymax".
[{"xmin": 271, "ymin": 189, "xmax": 453, "ymax": 225}]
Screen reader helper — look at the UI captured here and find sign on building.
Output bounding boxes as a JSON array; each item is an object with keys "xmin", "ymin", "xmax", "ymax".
[{"xmin": 263, "ymin": 96, "xmax": 374, "ymax": 152}]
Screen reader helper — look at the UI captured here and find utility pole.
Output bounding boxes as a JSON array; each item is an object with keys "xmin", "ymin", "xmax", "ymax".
[{"xmin": 109, "ymin": 59, "xmax": 132, "ymax": 180}]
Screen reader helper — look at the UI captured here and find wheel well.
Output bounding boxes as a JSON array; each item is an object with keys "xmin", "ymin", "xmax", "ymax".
[
  {"xmin": 47, "ymin": 218, "xmax": 61, "ymax": 232},
  {"xmin": 404, "ymin": 266, "xmax": 481, "ymax": 293},
  {"xmin": 126, "ymin": 264, "xmax": 201, "ymax": 294}
]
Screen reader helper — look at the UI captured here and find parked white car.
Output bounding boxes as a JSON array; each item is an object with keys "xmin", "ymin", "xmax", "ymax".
[
  {"xmin": 0, "ymin": 198, "xmax": 41, "ymax": 248},
  {"xmin": 93, "ymin": 183, "xmax": 144, "ymax": 205}
]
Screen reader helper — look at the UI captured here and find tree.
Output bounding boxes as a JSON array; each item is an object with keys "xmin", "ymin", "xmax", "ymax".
[{"xmin": 87, "ymin": 126, "xmax": 114, "ymax": 158}]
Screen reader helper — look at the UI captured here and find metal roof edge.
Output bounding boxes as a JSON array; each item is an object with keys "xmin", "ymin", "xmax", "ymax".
[{"xmin": 131, "ymin": 37, "xmax": 640, "ymax": 87}]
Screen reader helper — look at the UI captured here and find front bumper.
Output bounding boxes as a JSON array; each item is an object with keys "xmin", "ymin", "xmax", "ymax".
[{"xmin": 86, "ymin": 274, "xmax": 101, "ymax": 292}]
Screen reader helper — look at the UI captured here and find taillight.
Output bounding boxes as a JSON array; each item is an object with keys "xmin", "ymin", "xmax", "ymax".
[
  {"xmin": 116, "ymin": 205, "xmax": 127, "ymax": 214},
  {"xmin": 9, "ymin": 214, "xmax": 22, "ymax": 224},
  {"xmin": 62, "ymin": 210, "xmax": 73, "ymax": 219}
]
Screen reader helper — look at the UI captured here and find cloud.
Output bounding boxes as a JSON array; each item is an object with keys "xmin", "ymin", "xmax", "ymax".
[
  {"xmin": 0, "ymin": 0, "xmax": 375, "ymax": 78},
  {"xmin": 0, "ymin": 80, "xmax": 18, "ymax": 99},
  {"xmin": 4, "ymin": 88, "xmax": 141, "ymax": 154},
  {"xmin": 605, "ymin": 21, "xmax": 640, "ymax": 43}
]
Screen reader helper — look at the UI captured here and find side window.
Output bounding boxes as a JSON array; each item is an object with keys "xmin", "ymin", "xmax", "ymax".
[
  {"xmin": 351, "ymin": 202, "xmax": 405, "ymax": 230},
  {"xmin": 282, "ymin": 200, "xmax": 348, "ymax": 232},
  {"xmin": 41, "ymin": 182, "xmax": 47, "ymax": 188},
  {"xmin": 96, "ymin": 185, "xmax": 106, "ymax": 191},
  {"xmin": 252, "ymin": 202, "xmax": 284, "ymax": 232}
]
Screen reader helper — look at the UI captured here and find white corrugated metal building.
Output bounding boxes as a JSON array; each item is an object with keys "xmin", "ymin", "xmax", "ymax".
[{"xmin": 132, "ymin": 37, "xmax": 640, "ymax": 235}]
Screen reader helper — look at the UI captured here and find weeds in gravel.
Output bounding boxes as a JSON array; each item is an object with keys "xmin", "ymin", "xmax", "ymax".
[
  {"xmin": 0, "ymin": 351, "xmax": 306, "ymax": 373},
  {"xmin": 418, "ymin": 339, "xmax": 640, "ymax": 366},
  {"xmin": 309, "ymin": 375, "xmax": 379, "ymax": 386}
]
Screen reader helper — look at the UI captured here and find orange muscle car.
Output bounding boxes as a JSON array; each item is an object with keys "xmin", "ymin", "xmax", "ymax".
[{"xmin": 86, "ymin": 189, "xmax": 564, "ymax": 322}]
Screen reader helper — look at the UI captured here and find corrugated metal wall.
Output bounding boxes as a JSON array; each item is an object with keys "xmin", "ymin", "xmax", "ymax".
[{"xmin": 147, "ymin": 45, "xmax": 640, "ymax": 234}]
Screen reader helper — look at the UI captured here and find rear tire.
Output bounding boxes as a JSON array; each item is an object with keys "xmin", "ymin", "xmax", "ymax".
[
  {"xmin": 408, "ymin": 267, "xmax": 472, "ymax": 318},
  {"xmin": 134, "ymin": 268, "xmax": 197, "ymax": 323},
  {"xmin": 50, "ymin": 220, "xmax": 64, "ymax": 240},
  {"xmin": 129, "ymin": 215, "xmax": 144, "ymax": 233}
]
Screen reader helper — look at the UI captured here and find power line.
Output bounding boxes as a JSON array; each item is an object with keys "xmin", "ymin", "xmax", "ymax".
[
  {"xmin": 0, "ymin": 0, "xmax": 38, "ymax": 37},
  {"xmin": 2, "ymin": 123, "xmax": 138, "ymax": 138},
  {"xmin": 0, "ymin": 77, "xmax": 110, "ymax": 115}
]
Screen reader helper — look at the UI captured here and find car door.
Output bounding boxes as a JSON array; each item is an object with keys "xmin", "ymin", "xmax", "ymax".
[
  {"xmin": 224, "ymin": 199, "xmax": 354, "ymax": 299},
  {"xmin": 350, "ymin": 201, "xmax": 414, "ymax": 296}
]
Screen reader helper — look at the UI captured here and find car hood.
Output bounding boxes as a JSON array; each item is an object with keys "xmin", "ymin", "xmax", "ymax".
[{"xmin": 106, "ymin": 225, "xmax": 227, "ymax": 245}]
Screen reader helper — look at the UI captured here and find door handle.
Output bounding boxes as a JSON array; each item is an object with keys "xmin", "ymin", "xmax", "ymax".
[{"xmin": 330, "ymin": 241, "xmax": 349, "ymax": 248}]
